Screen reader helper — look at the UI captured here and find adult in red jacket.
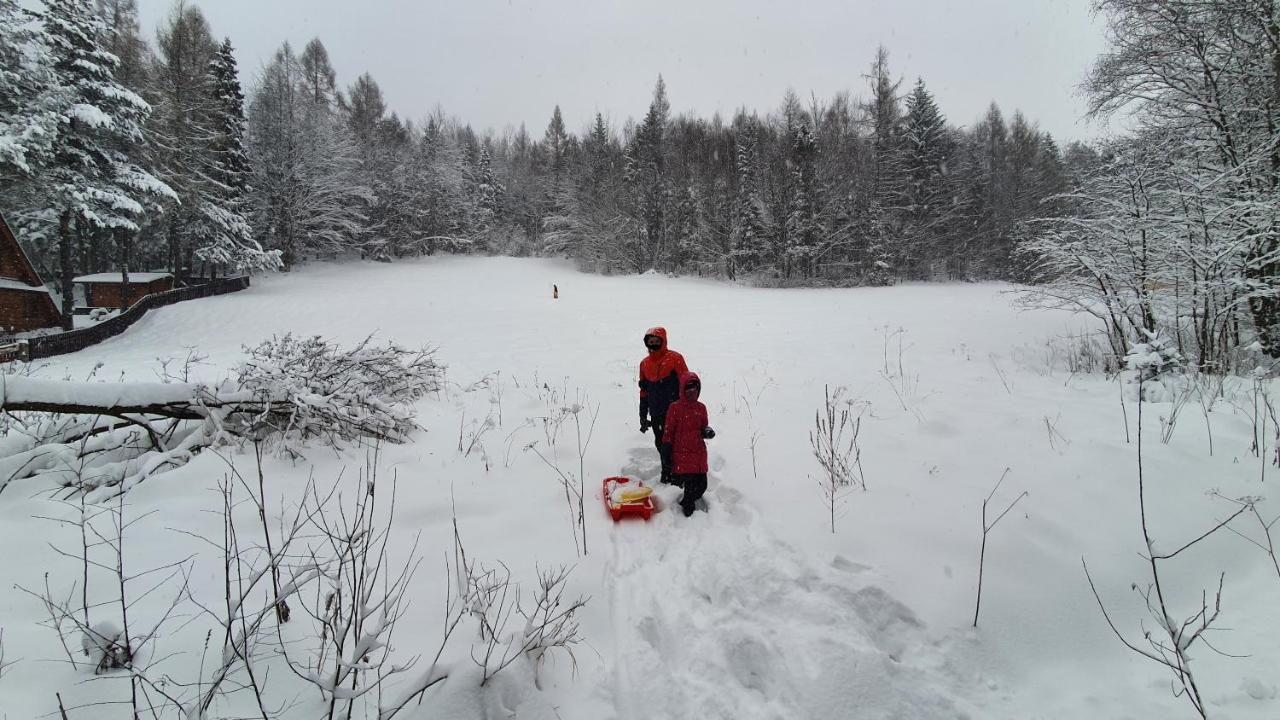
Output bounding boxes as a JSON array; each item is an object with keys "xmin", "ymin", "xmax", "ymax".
[
  {"xmin": 639, "ymin": 327, "xmax": 688, "ymax": 484},
  {"xmin": 661, "ymin": 372, "xmax": 716, "ymax": 516}
]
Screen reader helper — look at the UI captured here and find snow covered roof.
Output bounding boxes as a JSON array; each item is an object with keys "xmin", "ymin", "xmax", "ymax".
[
  {"xmin": 72, "ymin": 272, "xmax": 173, "ymax": 283},
  {"xmin": 0, "ymin": 278, "xmax": 50, "ymax": 293}
]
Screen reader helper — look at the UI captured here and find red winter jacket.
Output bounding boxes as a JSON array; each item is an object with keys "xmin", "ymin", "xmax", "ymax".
[
  {"xmin": 638, "ymin": 327, "xmax": 688, "ymax": 426},
  {"xmin": 662, "ymin": 372, "xmax": 710, "ymax": 474}
]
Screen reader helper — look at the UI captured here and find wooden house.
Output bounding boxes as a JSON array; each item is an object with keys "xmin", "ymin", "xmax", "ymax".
[
  {"xmin": 73, "ymin": 272, "xmax": 174, "ymax": 309},
  {"xmin": 0, "ymin": 214, "xmax": 60, "ymax": 333}
]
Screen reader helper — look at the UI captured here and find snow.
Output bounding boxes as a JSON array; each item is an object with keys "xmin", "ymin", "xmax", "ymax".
[
  {"xmin": 0, "ymin": 278, "xmax": 49, "ymax": 293},
  {"xmin": 0, "ymin": 375, "xmax": 199, "ymax": 408},
  {"xmin": 71, "ymin": 272, "xmax": 171, "ymax": 283},
  {"xmin": 68, "ymin": 103, "xmax": 112, "ymax": 129},
  {"xmin": 1, "ymin": 256, "xmax": 1279, "ymax": 719}
]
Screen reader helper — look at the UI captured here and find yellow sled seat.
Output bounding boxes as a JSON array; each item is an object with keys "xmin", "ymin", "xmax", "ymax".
[{"xmin": 618, "ymin": 486, "xmax": 653, "ymax": 504}]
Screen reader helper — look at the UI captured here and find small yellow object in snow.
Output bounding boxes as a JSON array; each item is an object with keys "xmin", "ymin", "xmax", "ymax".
[{"xmin": 617, "ymin": 486, "xmax": 653, "ymax": 504}]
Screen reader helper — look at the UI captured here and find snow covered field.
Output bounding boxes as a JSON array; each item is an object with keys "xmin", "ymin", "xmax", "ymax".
[{"xmin": 2, "ymin": 256, "xmax": 1279, "ymax": 719}]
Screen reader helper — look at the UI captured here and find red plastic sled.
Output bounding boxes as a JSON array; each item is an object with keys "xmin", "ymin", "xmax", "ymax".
[{"xmin": 602, "ymin": 476, "xmax": 655, "ymax": 522}]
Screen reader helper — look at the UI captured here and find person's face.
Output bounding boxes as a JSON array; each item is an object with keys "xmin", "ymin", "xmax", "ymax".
[
  {"xmin": 684, "ymin": 382, "xmax": 700, "ymax": 400},
  {"xmin": 645, "ymin": 335, "xmax": 662, "ymax": 352}
]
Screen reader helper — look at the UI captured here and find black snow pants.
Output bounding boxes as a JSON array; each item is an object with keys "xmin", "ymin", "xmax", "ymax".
[
  {"xmin": 652, "ymin": 419, "xmax": 672, "ymax": 484},
  {"xmin": 675, "ymin": 473, "xmax": 708, "ymax": 516}
]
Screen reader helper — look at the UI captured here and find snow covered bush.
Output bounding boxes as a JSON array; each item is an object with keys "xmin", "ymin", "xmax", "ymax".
[
  {"xmin": 1125, "ymin": 331, "xmax": 1184, "ymax": 402},
  {"xmin": 80, "ymin": 621, "xmax": 129, "ymax": 674},
  {"xmin": 231, "ymin": 333, "xmax": 441, "ymax": 454}
]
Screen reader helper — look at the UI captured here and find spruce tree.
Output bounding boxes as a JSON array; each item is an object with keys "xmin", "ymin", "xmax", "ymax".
[
  {"xmin": 628, "ymin": 76, "xmax": 670, "ymax": 268},
  {"xmin": 41, "ymin": 0, "xmax": 173, "ymax": 326},
  {"xmin": 0, "ymin": 0, "xmax": 58, "ymax": 183},
  {"xmin": 195, "ymin": 37, "xmax": 278, "ymax": 273},
  {"xmin": 899, "ymin": 78, "xmax": 955, "ymax": 279},
  {"xmin": 785, "ymin": 119, "xmax": 819, "ymax": 278},
  {"xmin": 729, "ymin": 124, "xmax": 768, "ymax": 277},
  {"xmin": 865, "ymin": 46, "xmax": 902, "ymax": 280}
]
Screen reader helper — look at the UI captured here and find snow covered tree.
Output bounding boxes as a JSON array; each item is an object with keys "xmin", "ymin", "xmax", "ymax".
[
  {"xmin": 194, "ymin": 38, "xmax": 279, "ymax": 273},
  {"xmin": 247, "ymin": 41, "xmax": 368, "ymax": 268},
  {"xmin": 966, "ymin": 103, "xmax": 1012, "ymax": 278},
  {"xmin": 1017, "ymin": 135, "xmax": 1176, "ymax": 360},
  {"xmin": 148, "ymin": 1, "xmax": 216, "ymax": 278},
  {"xmin": 474, "ymin": 144, "xmax": 501, "ymax": 235},
  {"xmin": 898, "ymin": 78, "xmax": 957, "ymax": 280},
  {"xmin": 864, "ymin": 46, "xmax": 902, "ymax": 280},
  {"xmin": 785, "ymin": 118, "xmax": 819, "ymax": 278},
  {"xmin": 1086, "ymin": 0, "xmax": 1280, "ymax": 358},
  {"xmin": 95, "ymin": 0, "xmax": 147, "ymax": 90},
  {"xmin": 627, "ymin": 75, "xmax": 671, "ymax": 269},
  {"xmin": 0, "ymin": 0, "xmax": 58, "ymax": 185},
  {"xmin": 729, "ymin": 124, "xmax": 769, "ymax": 278},
  {"xmin": 298, "ymin": 37, "xmax": 338, "ymax": 108},
  {"xmin": 39, "ymin": 0, "xmax": 174, "ymax": 327},
  {"xmin": 544, "ymin": 105, "xmax": 568, "ymax": 185}
]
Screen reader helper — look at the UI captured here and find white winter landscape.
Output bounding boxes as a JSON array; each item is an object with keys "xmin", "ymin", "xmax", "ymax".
[{"xmin": 2, "ymin": 257, "xmax": 1279, "ymax": 719}]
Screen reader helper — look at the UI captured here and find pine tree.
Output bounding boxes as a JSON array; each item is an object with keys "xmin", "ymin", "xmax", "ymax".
[
  {"xmin": 0, "ymin": 0, "xmax": 58, "ymax": 183},
  {"xmin": 40, "ymin": 0, "xmax": 173, "ymax": 326},
  {"xmin": 729, "ymin": 124, "xmax": 768, "ymax": 277},
  {"xmin": 544, "ymin": 105, "xmax": 568, "ymax": 182},
  {"xmin": 475, "ymin": 144, "xmax": 500, "ymax": 230},
  {"xmin": 785, "ymin": 119, "xmax": 819, "ymax": 278},
  {"xmin": 865, "ymin": 46, "xmax": 902, "ymax": 280},
  {"xmin": 194, "ymin": 37, "xmax": 278, "ymax": 273},
  {"xmin": 628, "ymin": 75, "xmax": 670, "ymax": 268},
  {"xmin": 899, "ymin": 78, "xmax": 957, "ymax": 279}
]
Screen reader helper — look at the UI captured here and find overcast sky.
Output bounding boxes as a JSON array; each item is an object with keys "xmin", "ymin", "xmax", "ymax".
[{"xmin": 135, "ymin": 0, "xmax": 1112, "ymax": 143}]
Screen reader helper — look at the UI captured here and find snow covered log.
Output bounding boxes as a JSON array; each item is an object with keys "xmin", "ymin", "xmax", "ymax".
[{"xmin": 0, "ymin": 376, "xmax": 210, "ymax": 418}]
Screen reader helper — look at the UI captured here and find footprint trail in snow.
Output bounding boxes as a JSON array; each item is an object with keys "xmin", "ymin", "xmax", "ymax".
[{"xmin": 604, "ymin": 448, "xmax": 974, "ymax": 720}]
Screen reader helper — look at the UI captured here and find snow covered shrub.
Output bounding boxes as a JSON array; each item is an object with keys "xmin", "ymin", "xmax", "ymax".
[
  {"xmin": 232, "ymin": 333, "xmax": 442, "ymax": 454},
  {"xmin": 80, "ymin": 621, "xmax": 130, "ymax": 674},
  {"xmin": 88, "ymin": 308, "xmax": 114, "ymax": 323},
  {"xmin": 1125, "ymin": 331, "xmax": 1185, "ymax": 402}
]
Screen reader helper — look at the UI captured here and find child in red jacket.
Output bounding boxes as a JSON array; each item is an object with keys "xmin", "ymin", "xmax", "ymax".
[{"xmin": 661, "ymin": 372, "xmax": 716, "ymax": 517}]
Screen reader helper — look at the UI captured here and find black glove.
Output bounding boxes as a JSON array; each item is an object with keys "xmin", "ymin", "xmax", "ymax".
[
  {"xmin": 701, "ymin": 426, "xmax": 716, "ymax": 439},
  {"xmin": 640, "ymin": 418, "xmax": 650, "ymax": 433}
]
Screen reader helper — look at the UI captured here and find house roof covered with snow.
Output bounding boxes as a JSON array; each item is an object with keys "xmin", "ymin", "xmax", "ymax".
[
  {"xmin": 72, "ymin": 272, "xmax": 173, "ymax": 284},
  {"xmin": 0, "ymin": 213, "xmax": 50, "ymax": 288},
  {"xmin": 0, "ymin": 278, "xmax": 51, "ymax": 293}
]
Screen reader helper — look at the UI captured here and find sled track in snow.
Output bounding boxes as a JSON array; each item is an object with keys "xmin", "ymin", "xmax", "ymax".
[{"xmin": 604, "ymin": 447, "xmax": 974, "ymax": 720}]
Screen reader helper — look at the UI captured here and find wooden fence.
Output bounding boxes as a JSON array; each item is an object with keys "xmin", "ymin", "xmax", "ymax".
[{"xmin": 13, "ymin": 276, "xmax": 251, "ymax": 361}]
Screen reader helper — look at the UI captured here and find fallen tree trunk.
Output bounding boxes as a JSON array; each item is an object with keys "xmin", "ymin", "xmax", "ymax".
[
  {"xmin": 3, "ymin": 376, "xmax": 283, "ymax": 420},
  {"xmin": 0, "ymin": 334, "xmax": 443, "ymax": 499}
]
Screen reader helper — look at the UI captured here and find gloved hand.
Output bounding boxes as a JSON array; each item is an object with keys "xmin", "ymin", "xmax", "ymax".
[
  {"xmin": 701, "ymin": 426, "xmax": 716, "ymax": 439},
  {"xmin": 640, "ymin": 418, "xmax": 650, "ymax": 433}
]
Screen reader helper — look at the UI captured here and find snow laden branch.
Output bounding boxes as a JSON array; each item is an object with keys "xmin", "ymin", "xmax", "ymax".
[{"xmin": 0, "ymin": 334, "xmax": 441, "ymax": 499}]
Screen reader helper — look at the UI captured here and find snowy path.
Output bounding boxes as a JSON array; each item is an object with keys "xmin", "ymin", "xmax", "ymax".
[{"xmin": 602, "ymin": 447, "xmax": 974, "ymax": 719}]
